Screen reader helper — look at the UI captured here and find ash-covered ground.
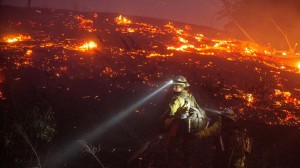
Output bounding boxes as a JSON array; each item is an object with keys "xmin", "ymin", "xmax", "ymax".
[{"xmin": 0, "ymin": 5, "xmax": 299, "ymax": 168}]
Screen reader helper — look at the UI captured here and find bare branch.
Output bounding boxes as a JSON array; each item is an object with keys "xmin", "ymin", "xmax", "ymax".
[
  {"xmin": 268, "ymin": 15, "xmax": 293, "ymax": 53},
  {"xmin": 220, "ymin": 0, "xmax": 256, "ymax": 43}
]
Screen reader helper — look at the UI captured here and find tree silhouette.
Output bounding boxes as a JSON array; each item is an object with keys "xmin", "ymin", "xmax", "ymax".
[{"xmin": 219, "ymin": 0, "xmax": 300, "ymax": 53}]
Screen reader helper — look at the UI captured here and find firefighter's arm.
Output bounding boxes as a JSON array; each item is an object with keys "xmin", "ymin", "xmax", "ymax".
[
  {"xmin": 197, "ymin": 120, "xmax": 221, "ymax": 138},
  {"xmin": 164, "ymin": 97, "xmax": 181, "ymax": 127},
  {"xmin": 169, "ymin": 96, "xmax": 181, "ymax": 116}
]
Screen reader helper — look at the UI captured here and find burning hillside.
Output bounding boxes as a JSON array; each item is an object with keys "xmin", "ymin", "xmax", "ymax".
[
  {"xmin": 1, "ymin": 6, "xmax": 299, "ymax": 126},
  {"xmin": 0, "ymin": 5, "xmax": 300, "ymax": 168}
]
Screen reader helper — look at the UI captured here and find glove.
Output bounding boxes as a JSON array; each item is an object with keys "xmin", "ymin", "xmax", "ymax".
[{"xmin": 164, "ymin": 117, "xmax": 174, "ymax": 127}]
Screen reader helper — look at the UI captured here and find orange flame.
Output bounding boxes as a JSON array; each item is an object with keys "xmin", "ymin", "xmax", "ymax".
[
  {"xmin": 147, "ymin": 52, "xmax": 174, "ymax": 58},
  {"xmin": 274, "ymin": 89, "xmax": 299, "ymax": 104},
  {"xmin": 246, "ymin": 94, "xmax": 254, "ymax": 103},
  {"xmin": 115, "ymin": 15, "xmax": 132, "ymax": 25},
  {"xmin": 178, "ymin": 37, "xmax": 188, "ymax": 43},
  {"xmin": 78, "ymin": 41, "xmax": 98, "ymax": 52},
  {"xmin": 26, "ymin": 50, "xmax": 33, "ymax": 56},
  {"xmin": 4, "ymin": 35, "xmax": 32, "ymax": 43},
  {"xmin": 74, "ymin": 15, "xmax": 96, "ymax": 32}
]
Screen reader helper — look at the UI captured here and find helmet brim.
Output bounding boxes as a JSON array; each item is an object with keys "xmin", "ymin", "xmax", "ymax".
[
  {"xmin": 172, "ymin": 82, "xmax": 190, "ymax": 87},
  {"xmin": 221, "ymin": 108, "xmax": 237, "ymax": 121}
]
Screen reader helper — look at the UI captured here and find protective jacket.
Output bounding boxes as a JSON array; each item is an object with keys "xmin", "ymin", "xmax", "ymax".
[{"xmin": 169, "ymin": 90, "xmax": 196, "ymax": 117}]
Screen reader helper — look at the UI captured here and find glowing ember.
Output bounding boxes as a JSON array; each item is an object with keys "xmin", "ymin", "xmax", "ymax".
[
  {"xmin": 178, "ymin": 37, "xmax": 188, "ymax": 43},
  {"xmin": 146, "ymin": 52, "xmax": 174, "ymax": 58},
  {"xmin": 297, "ymin": 62, "xmax": 300, "ymax": 70},
  {"xmin": 246, "ymin": 94, "xmax": 254, "ymax": 104},
  {"xmin": 167, "ymin": 44, "xmax": 195, "ymax": 51},
  {"xmin": 74, "ymin": 15, "xmax": 96, "ymax": 32},
  {"xmin": 78, "ymin": 41, "xmax": 98, "ymax": 51},
  {"xmin": 25, "ymin": 50, "xmax": 33, "ymax": 56},
  {"xmin": 195, "ymin": 34, "xmax": 204, "ymax": 41},
  {"xmin": 127, "ymin": 28, "xmax": 135, "ymax": 33},
  {"xmin": 4, "ymin": 35, "xmax": 32, "ymax": 43},
  {"xmin": 102, "ymin": 67, "xmax": 118, "ymax": 77},
  {"xmin": 115, "ymin": 15, "xmax": 132, "ymax": 25}
]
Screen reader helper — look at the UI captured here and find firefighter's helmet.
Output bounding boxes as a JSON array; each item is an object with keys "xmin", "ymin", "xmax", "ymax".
[
  {"xmin": 221, "ymin": 108, "xmax": 237, "ymax": 121},
  {"xmin": 173, "ymin": 75, "xmax": 190, "ymax": 87}
]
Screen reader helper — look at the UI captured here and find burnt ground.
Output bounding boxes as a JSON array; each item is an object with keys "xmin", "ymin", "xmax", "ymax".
[{"xmin": 0, "ymin": 5, "xmax": 300, "ymax": 168}]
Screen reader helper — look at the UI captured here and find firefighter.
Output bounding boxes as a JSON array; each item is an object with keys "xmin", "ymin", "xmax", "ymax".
[
  {"xmin": 196, "ymin": 108, "xmax": 252, "ymax": 168},
  {"xmin": 163, "ymin": 75, "xmax": 207, "ymax": 167},
  {"xmin": 164, "ymin": 75, "xmax": 194, "ymax": 125}
]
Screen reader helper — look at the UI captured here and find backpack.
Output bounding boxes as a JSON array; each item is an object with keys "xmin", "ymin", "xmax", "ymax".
[
  {"xmin": 181, "ymin": 94, "xmax": 207, "ymax": 133},
  {"xmin": 187, "ymin": 107, "xmax": 207, "ymax": 133}
]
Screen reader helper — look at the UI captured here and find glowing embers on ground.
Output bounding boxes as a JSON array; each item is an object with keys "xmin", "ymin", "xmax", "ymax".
[
  {"xmin": 3, "ymin": 34, "xmax": 32, "ymax": 43},
  {"xmin": 265, "ymin": 109, "xmax": 299, "ymax": 126},
  {"xmin": 101, "ymin": 67, "xmax": 118, "ymax": 78},
  {"xmin": 67, "ymin": 14, "xmax": 299, "ymax": 73},
  {"xmin": 273, "ymin": 89, "xmax": 300, "ymax": 105},
  {"xmin": 263, "ymin": 89, "xmax": 299, "ymax": 126},
  {"xmin": 166, "ymin": 33, "xmax": 261, "ymax": 56},
  {"xmin": 224, "ymin": 91, "xmax": 255, "ymax": 107},
  {"xmin": 25, "ymin": 49, "xmax": 33, "ymax": 56},
  {"xmin": 159, "ymin": 22, "xmax": 299, "ymax": 67},
  {"xmin": 115, "ymin": 15, "xmax": 132, "ymax": 25},
  {"xmin": 279, "ymin": 110, "xmax": 299, "ymax": 125},
  {"xmin": 77, "ymin": 41, "xmax": 98, "ymax": 52},
  {"xmin": 74, "ymin": 15, "xmax": 96, "ymax": 32},
  {"xmin": 146, "ymin": 52, "xmax": 174, "ymax": 58},
  {"xmin": 1, "ymin": 11, "xmax": 299, "ymax": 127},
  {"xmin": 167, "ymin": 44, "xmax": 196, "ymax": 52},
  {"xmin": 245, "ymin": 93, "xmax": 254, "ymax": 105}
]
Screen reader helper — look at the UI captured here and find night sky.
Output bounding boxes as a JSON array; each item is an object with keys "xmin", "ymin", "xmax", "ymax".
[{"xmin": 1, "ymin": 0, "xmax": 225, "ymax": 29}]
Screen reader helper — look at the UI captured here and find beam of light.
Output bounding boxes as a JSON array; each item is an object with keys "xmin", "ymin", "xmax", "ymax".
[
  {"xmin": 47, "ymin": 81, "xmax": 172, "ymax": 167},
  {"xmin": 84, "ymin": 81, "xmax": 172, "ymax": 141},
  {"xmin": 203, "ymin": 108, "xmax": 222, "ymax": 115}
]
